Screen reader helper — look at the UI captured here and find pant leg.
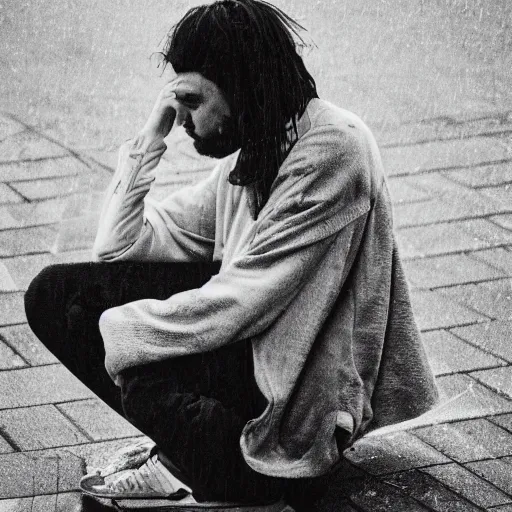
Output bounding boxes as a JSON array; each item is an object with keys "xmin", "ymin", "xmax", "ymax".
[
  {"xmin": 120, "ymin": 344, "xmax": 283, "ymax": 504},
  {"xmin": 24, "ymin": 260, "xmax": 284, "ymax": 503},
  {"xmin": 24, "ymin": 260, "xmax": 219, "ymax": 415}
]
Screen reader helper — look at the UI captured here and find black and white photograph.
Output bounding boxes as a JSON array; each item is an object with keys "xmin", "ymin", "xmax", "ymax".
[{"xmin": 0, "ymin": 1, "xmax": 511, "ymax": 510}]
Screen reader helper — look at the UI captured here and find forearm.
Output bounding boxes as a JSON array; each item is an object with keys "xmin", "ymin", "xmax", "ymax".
[{"xmin": 92, "ymin": 134, "xmax": 167, "ymax": 261}]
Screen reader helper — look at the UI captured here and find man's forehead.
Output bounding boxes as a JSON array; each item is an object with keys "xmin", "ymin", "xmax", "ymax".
[{"xmin": 169, "ymin": 72, "xmax": 215, "ymax": 93}]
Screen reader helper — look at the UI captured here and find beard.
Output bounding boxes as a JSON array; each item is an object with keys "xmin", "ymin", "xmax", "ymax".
[{"xmin": 185, "ymin": 117, "xmax": 240, "ymax": 159}]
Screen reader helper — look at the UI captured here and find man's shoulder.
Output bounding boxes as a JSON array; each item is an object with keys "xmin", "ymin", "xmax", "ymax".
[{"xmin": 304, "ymin": 99, "xmax": 378, "ymax": 154}]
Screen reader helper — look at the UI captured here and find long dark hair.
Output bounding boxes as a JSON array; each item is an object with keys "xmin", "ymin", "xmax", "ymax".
[{"xmin": 161, "ymin": 0, "xmax": 318, "ymax": 217}]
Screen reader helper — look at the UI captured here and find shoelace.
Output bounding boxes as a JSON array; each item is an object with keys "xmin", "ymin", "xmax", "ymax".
[{"xmin": 107, "ymin": 454, "xmax": 189, "ymax": 495}]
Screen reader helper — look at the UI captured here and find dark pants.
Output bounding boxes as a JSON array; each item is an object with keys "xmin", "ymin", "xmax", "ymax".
[{"xmin": 24, "ymin": 261, "xmax": 288, "ymax": 504}]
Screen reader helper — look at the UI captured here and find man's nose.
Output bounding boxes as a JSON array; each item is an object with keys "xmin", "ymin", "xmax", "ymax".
[{"xmin": 174, "ymin": 107, "xmax": 190, "ymax": 127}]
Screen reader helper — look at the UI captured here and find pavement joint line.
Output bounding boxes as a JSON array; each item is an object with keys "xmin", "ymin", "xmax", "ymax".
[
  {"xmin": 0, "ymin": 362, "xmax": 60, "ymax": 374},
  {"xmin": 434, "ymin": 364, "xmax": 510, "ymax": 378},
  {"xmin": 467, "ymin": 374, "xmax": 512, "ymax": 402},
  {"xmin": 0, "ymin": 393, "xmax": 111, "ymax": 412},
  {"xmin": 8, "ymin": 434, "xmax": 147, "ymax": 455},
  {"xmin": 425, "ymin": 275, "xmax": 512, "ymax": 291},
  {"xmin": 402, "ymin": 243, "xmax": 512, "ymax": 261},
  {"xmin": 4, "ymin": 174, "xmax": 84, "ymax": 185},
  {"xmin": 53, "ymin": 403, "xmax": 97, "ymax": 444},
  {"xmin": 0, "ymin": 222, "xmax": 59, "ymax": 233},
  {"xmin": 0, "ymin": 154, "xmax": 70, "ymax": 166},
  {"xmin": 396, "ymin": 212, "xmax": 512, "ymax": 229},
  {"xmin": 0, "ymin": 424, "xmax": 22, "ymax": 452},
  {"xmin": 400, "ymin": 110, "xmax": 512, "ymax": 129},
  {"xmin": 420, "ymin": 319, "xmax": 491, "ymax": 333},
  {"xmin": 407, "ymin": 410, "xmax": 512, "ymax": 431},
  {"xmin": 381, "ymin": 127, "xmax": 512, "ymax": 149},
  {"xmin": 447, "ymin": 330, "xmax": 512, "ymax": 365},
  {"xmin": 488, "ymin": 216, "xmax": 512, "ymax": 232},
  {"xmin": 2, "ymin": 182, "xmax": 29, "ymax": 203},
  {"xmin": 0, "ymin": 128, "xmax": 30, "ymax": 145},
  {"xmin": 404, "ymin": 244, "xmax": 512, "ymax": 260},
  {"xmin": 0, "ymin": 111, "xmax": 112, "ymax": 177},
  {"xmin": 412, "ymin": 438, "xmax": 512, "ymax": 506},
  {"xmin": 388, "ymin": 158, "xmax": 512, "ymax": 178},
  {"xmin": 0, "ymin": 332, "xmax": 30, "ymax": 366},
  {"xmin": 0, "ymin": 250, "xmax": 55, "ymax": 260}
]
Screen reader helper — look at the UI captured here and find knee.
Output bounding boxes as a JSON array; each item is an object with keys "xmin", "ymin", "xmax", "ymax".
[{"xmin": 24, "ymin": 264, "xmax": 64, "ymax": 331}]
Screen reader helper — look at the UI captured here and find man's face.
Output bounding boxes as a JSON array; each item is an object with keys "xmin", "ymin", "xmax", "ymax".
[{"xmin": 170, "ymin": 72, "xmax": 240, "ymax": 158}]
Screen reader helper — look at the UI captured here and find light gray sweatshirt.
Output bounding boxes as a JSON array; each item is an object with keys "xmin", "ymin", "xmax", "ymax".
[{"xmin": 93, "ymin": 98, "xmax": 438, "ymax": 478}]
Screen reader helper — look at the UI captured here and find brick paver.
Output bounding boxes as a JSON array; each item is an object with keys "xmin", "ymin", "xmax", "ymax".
[
  {"xmin": 422, "ymin": 464, "xmax": 512, "ymax": 509},
  {"xmin": 421, "ymin": 330, "xmax": 505, "ymax": 376},
  {"xmin": 1, "ymin": 106, "xmax": 512, "ymax": 510},
  {"xmin": 414, "ymin": 419, "xmax": 512, "ymax": 463}
]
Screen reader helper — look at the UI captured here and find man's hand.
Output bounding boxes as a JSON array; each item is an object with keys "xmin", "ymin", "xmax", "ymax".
[{"xmin": 139, "ymin": 82, "xmax": 179, "ymax": 143}]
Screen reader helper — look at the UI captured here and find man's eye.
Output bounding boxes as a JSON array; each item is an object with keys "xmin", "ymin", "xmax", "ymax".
[{"xmin": 180, "ymin": 95, "xmax": 201, "ymax": 109}]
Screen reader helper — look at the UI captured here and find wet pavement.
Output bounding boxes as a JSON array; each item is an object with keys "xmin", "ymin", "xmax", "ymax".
[{"xmin": 1, "ymin": 0, "xmax": 512, "ymax": 510}]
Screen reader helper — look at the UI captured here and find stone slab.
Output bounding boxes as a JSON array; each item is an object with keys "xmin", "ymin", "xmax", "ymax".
[
  {"xmin": 0, "ymin": 451, "xmax": 84, "ymax": 498},
  {"xmin": 335, "ymin": 477, "xmax": 432, "ymax": 511},
  {"xmin": 0, "ymin": 434, "xmax": 14, "ymax": 455},
  {"xmin": 2, "ymin": 251, "xmax": 91, "ymax": 291},
  {"xmin": 491, "ymin": 214, "xmax": 512, "ymax": 231},
  {"xmin": 0, "ymin": 293, "xmax": 27, "ymax": 326},
  {"xmin": 410, "ymin": 290, "xmax": 488, "ymax": 331},
  {"xmin": 440, "ymin": 279, "xmax": 512, "ymax": 321},
  {"xmin": 404, "ymin": 253, "xmax": 505, "ymax": 289},
  {"xmin": 479, "ymin": 184, "xmax": 512, "ymax": 211},
  {"xmin": 490, "ymin": 413, "xmax": 512, "ymax": 434},
  {"xmin": 386, "ymin": 177, "xmax": 432, "ymax": 204},
  {"xmin": 393, "ymin": 196, "xmax": 509, "ymax": 228},
  {"xmin": 1, "ymin": 254, "xmax": 54, "ymax": 291},
  {"xmin": 427, "ymin": 374, "xmax": 512, "ymax": 423},
  {"xmin": 0, "ymin": 208, "xmax": 21, "ymax": 230},
  {"xmin": 0, "ymin": 405, "xmax": 89, "ymax": 450},
  {"xmin": 414, "ymin": 418, "xmax": 512, "ymax": 463},
  {"xmin": 58, "ymin": 399, "xmax": 141, "ymax": 441},
  {"xmin": 0, "ymin": 184, "xmax": 24, "ymax": 205},
  {"xmin": 397, "ymin": 219, "xmax": 512, "ymax": 259},
  {"xmin": 5, "ymin": 198, "xmax": 68, "ymax": 228},
  {"xmin": 422, "ymin": 463, "xmax": 511, "ymax": 508},
  {"xmin": 0, "ymin": 131, "xmax": 68, "ymax": 163},
  {"xmin": 52, "ymin": 215, "xmax": 100, "ymax": 253},
  {"xmin": 421, "ymin": 330, "xmax": 505, "ymax": 376},
  {"xmin": 444, "ymin": 161, "xmax": 512, "ymax": 188},
  {"xmin": 381, "ymin": 137, "xmax": 510, "ymax": 177},
  {"xmin": 470, "ymin": 367, "xmax": 512, "ymax": 399},
  {"xmin": 0, "ymin": 493, "xmax": 83, "ymax": 512},
  {"xmin": 0, "ymin": 339, "xmax": 26, "ymax": 370},
  {"xmin": 452, "ymin": 320, "xmax": 512, "ymax": 362},
  {"xmin": 466, "ymin": 456, "xmax": 512, "ymax": 496},
  {"xmin": 9, "ymin": 176, "xmax": 80, "ymax": 201},
  {"xmin": 0, "ymin": 365, "xmax": 93, "ymax": 410},
  {"xmin": 385, "ymin": 470, "xmax": 484, "ymax": 512},
  {"xmin": 53, "ymin": 436, "xmax": 144, "ymax": 474},
  {"xmin": 345, "ymin": 431, "xmax": 449, "ymax": 475},
  {"xmin": 0, "ymin": 262, "xmax": 18, "ymax": 292},
  {"xmin": 62, "ymin": 192, "xmax": 106, "ymax": 219},
  {"xmin": 0, "ymin": 117, "xmax": 25, "ymax": 139},
  {"xmin": 0, "ymin": 157, "xmax": 89, "ymax": 182},
  {"xmin": 471, "ymin": 248, "xmax": 512, "ymax": 274},
  {"xmin": 0, "ymin": 324, "xmax": 58, "ymax": 366},
  {"xmin": 0, "ymin": 225, "xmax": 58, "ymax": 257}
]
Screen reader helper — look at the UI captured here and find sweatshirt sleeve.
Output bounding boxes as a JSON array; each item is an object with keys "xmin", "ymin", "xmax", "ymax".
[
  {"xmin": 100, "ymin": 124, "xmax": 372, "ymax": 383},
  {"xmin": 92, "ymin": 135, "xmax": 222, "ymax": 263}
]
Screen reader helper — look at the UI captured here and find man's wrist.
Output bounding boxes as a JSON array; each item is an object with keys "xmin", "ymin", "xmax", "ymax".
[{"xmin": 131, "ymin": 130, "xmax": 167, "ymax": 155}]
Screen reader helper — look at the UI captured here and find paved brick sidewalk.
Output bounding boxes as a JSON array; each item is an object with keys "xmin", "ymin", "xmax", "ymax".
[{"xmin": 0, "ymin": 110, "xmax": 511, "ymax": 511}]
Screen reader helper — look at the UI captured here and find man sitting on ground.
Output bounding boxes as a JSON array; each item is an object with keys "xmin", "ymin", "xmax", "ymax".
[{"xmin": 25, "ymin": 0, "xmax": 438, "ymax": 509}]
